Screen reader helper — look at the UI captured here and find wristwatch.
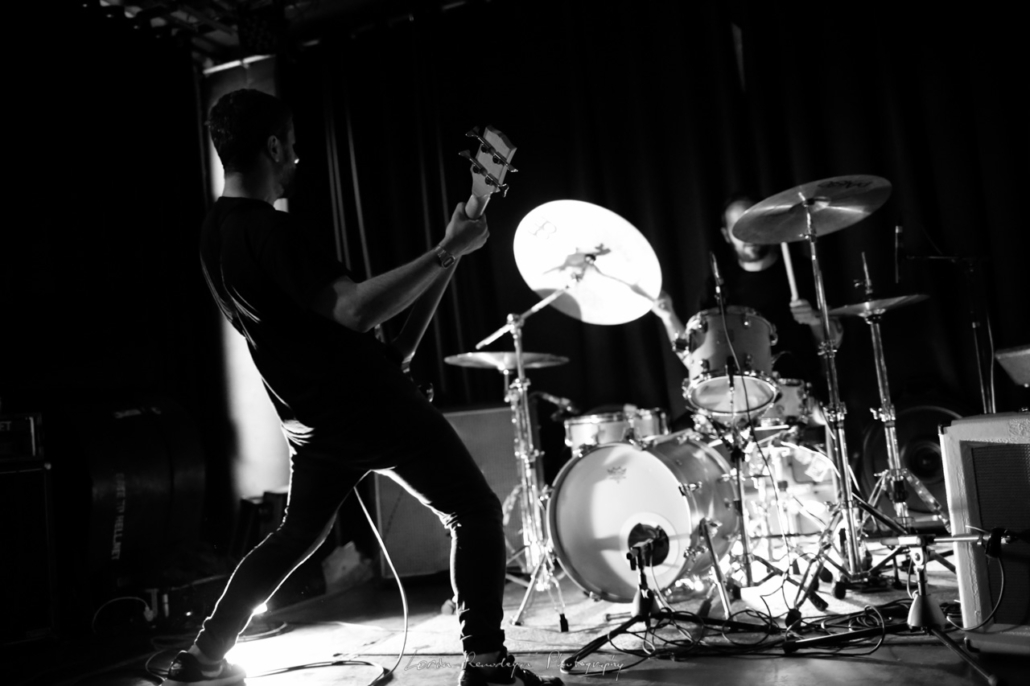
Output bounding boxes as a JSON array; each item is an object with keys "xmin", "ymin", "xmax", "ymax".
[{"xmin": 434, "ymin": 245, "xmax": 456, "ymax": 268}]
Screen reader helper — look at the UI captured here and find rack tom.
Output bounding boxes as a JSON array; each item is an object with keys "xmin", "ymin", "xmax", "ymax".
[{"xmin": 680, "ymin": 306, "xmax": 778, "ymax": 419}]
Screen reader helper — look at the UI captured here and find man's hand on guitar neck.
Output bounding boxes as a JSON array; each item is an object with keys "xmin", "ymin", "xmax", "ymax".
[{"xmin": 439, "ymin": 201, "xmax": 489, "ymax": 257}]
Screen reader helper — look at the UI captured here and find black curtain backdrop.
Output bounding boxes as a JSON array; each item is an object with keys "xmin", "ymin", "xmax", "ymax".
[
  {"xmin": 7, "ymin": 2, "xmax": 232, "ymax": 605},
  {"xmin": 2, "ymin": 0, "xmax": 1025, "ymax": 619},
  {"xmin": 282, "ymin": 0, "xmax": 1028, "ymax": 466}
]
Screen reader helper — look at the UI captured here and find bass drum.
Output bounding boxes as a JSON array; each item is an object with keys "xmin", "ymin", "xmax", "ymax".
[{"xmin": 547, "ymin": 433, "xmax": 737, "ymax": 602}]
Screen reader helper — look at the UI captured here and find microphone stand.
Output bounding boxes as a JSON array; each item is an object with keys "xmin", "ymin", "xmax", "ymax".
[
  {"xmin": 559, "ymin": 532, "xmax": 778, "ymax": 673},
  {"xmin": 906, "ymin": 254, "xmax": 995, "ymax": 414}
]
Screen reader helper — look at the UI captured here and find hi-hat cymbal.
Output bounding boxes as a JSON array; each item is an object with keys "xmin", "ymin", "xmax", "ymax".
[
  {"xmin": 444, "ymin": 351, "xmax": 569, "ymax": 371},
  {"xmin": 733, "ymin": 175, "xmax": 892, "ymax": 245},
  {"xmin": 828, "ymin": 294, "xmax": 928, "ymax": 317},
  {"xmin": 513, "ymin": 200, "xmax": 662, "ymax": 325}
]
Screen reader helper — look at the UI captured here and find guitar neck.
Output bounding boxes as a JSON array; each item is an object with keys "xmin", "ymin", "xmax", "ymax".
[{"xmin": 465, "ymin": 192, "xmax": 490, "ymax": 220}]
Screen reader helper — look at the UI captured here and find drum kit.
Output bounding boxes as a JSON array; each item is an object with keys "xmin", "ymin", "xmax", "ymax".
[{"xmin": 442, "ymin": 176, "xmax": 949, "ymax": 627}]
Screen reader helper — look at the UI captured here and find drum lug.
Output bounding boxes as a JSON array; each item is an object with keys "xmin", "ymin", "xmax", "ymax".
[
  {"xmin": 684, "ymin": 545, "xmax": 705, "ymax": 563},
  {"xmin": 678, "ymin": 481, "xmax": 703, "ymax": 494},
  {"xmin": 743, "ymin": 353, "xmax": 753, "ymax": 370}
]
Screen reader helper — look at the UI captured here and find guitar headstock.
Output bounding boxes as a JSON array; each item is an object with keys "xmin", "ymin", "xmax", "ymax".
[{"xmin": 459, "ymin": 125, "xmax": 517, "ymax": 219}]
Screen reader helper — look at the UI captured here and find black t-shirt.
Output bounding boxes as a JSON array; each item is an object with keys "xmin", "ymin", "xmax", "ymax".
[
  {"xmin": 699, "ymin": 254, "xmax": 824, "ymax": 393},
  {"xmin": 199, "ymin": 197, "xmax": 422, "ymax": 444}
]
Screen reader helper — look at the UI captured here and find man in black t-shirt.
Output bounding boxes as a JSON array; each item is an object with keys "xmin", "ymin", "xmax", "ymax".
[
  {"xmin": 166, "ymin": 90, "xmax": 560, "ymax": 686},
  {"xmin": 654, "ymin": 194, "xmax": 843, "ymax": 407}
]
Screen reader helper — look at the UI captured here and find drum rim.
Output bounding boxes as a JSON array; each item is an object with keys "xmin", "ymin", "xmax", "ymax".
[
  {"xmin": 683, "ymin": 370, "xmax": 779, "ymax": 415},
  {"xmin": 564, "ymin": 407, "xmax": 668, "ymax": 426},
  {"xmin": 686, "ymin": 304, "xmax": 766, "ymax": 324}
]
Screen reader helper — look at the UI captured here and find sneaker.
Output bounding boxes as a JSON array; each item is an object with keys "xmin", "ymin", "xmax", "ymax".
[
  {"xmin": 163, "ymin": 651, "xmax": 246, "ymax": 685},
  {"xmin": 459, "ymin": 648, "xmax": 562, "ymax": 686}
]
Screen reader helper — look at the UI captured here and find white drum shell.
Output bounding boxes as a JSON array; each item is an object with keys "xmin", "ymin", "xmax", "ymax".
[
  {"xmin": 681, "ymin": 306, "xmax": 778, "ymax": 418},
  {"xmin": 758, "ymin": 378, "xmax": 813, "ymax": 428},
  {"xmin": 547, "ymin": 433, "xmax": 737, "ymax": 603},
  {"xmin": 564, "ymin": 408, "xmax": 668, "ymax": 452}
]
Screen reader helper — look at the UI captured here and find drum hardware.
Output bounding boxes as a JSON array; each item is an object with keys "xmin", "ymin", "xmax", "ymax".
[
  {"xmin": 556, "ymin": 534, "xmax": 663, "ymax": 673},
  {"xmin": 560, "ymin": 512, "xmax": 782, "ymax": 671},
  {"xmin": 709, "ymin": 425, "xmax": 826, "ymax": 609},
  {"xmin": 458, "ymin": 294, "xmax": 578, "ymax": 628},
  {"xmin": 828, "ymin": 258, "xmax": 950, "ymax": 535},
  {"xmin": 558, "ymin": 519, "xmax": 777, "ymax": 675},
  {"xmin": 502, "ymin": 199, "xmax": 671, "ymax": 622},
  {"xmin": 699, "ymin": 517, "xmax": 734, "ymax": 619},
  {"xmin": 733, "ymin": 175, "xmax": 894, "ymax": 591},
  {"xmin": 783, "ymin": 532, "xmax": 1000, "ymax": 686}
]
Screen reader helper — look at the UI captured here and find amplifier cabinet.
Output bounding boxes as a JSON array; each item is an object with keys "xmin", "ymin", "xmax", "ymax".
[
  {"xmin": 374, "ymin": 405, "xmax": 526, "ymax": 579},
  {"xmin": 0, "ymin": 443, "xmax": 59, "ymax": 645},
  {"xmin": 940, "ymin": 412, "xmax": 1030, "ymax": 655}
]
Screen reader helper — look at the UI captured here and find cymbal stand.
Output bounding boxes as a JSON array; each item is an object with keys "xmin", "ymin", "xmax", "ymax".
[
  {"xmin": 801, "ymin": 200, "xmax": 867, "ymax": 583},
  {"xmin": 476, "ymin": 277, "xmax": 583, "ymax": 628},
  {"xmin": 853, "ymin": 255, "xmax": 950, "ymax": 534}
]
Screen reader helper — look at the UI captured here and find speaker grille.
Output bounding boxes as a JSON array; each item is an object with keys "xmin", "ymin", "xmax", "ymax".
[{"xmin": 970, "ymin": 443, "xmax": 1030, "ymax": 627}]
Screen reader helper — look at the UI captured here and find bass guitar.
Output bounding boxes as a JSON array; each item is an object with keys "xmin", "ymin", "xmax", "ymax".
[{"xmin": 398, "ymin": 125, "xmax": 517, "ymax": 400}]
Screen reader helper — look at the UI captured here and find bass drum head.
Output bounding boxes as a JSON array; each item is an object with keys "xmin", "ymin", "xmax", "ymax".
[{"xmin": 547, "ymin": 437, "xmax": 735, "ymax": 603}]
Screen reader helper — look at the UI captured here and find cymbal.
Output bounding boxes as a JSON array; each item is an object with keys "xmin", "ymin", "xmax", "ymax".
[
  {"xmin": 444, "ymin": 351, "xmax": 569, "ymax": 371},
  {"xmin": 828, "ymin": 294, "xmax": 928, "ymax": 317},
  {"xmin": 732, "ymin": 175, "xmax": 892, "ymax": 244},
  {"xmin": 513, "ymin": 200, "xmax": 662, "ymax": 325}
]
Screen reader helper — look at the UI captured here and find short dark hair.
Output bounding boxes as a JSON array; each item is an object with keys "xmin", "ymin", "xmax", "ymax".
[
  {"xmin": 207, "ymin": 89, "xmax": 292, "ymax": 173},
  {"xmin": 720, "ymin": 192, "xmax": 758, "ymax": 228}
]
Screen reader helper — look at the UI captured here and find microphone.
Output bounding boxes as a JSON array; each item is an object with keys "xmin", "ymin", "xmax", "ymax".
[
  {"xmin": 710, "ymin": 251, "xmax": 724, "ymax": 302},
  {"xmin": 894, "ymin": 224, "xmax": 902, "ymax": 284},
  {"xmin": 534, "ymin": 391, "xmax": 580, "ymax": 419}
]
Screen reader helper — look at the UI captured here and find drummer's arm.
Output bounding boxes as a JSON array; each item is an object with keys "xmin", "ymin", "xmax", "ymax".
[
  {"xmin": 651, "ymin": 291, "xmax": 687, "ymax": 351},
  {"xmin": 791, "ymin": 299, "xmax": 844, "ymax": 348}
]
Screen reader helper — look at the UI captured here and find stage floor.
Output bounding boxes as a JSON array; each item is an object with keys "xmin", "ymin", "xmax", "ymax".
[{"xmin": 8, "ymin": 545, "xmax": 1027, "ymax": 686}]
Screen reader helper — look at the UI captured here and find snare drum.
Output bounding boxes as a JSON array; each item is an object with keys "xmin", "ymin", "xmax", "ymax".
[
  {"xmin": 681, "ymin": 306, "xmax": 778, "ymax": 419},
  {"xmin": 564, "ymin": 408, "xmax": 668, "ymax": 452},
  {"xmin": 547, "ymin": 432, "xmax": 738, "ymax": 602},
  {"xmin": 758, "ymin": 378, "xmax": 813, "ymax": 428}
]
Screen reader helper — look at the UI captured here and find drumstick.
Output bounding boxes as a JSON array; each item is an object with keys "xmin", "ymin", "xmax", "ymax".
[{"xmin": 781, "ymin": 243, "xmax": 800, "ymax": 302}]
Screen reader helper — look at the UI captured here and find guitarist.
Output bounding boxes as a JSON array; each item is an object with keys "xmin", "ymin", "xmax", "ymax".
[{"xmin": 170, "ymin": 89, "xmax": 560, "ymax": 686}]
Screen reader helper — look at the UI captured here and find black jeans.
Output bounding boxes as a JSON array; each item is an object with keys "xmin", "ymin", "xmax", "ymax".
[{"xmin": 195, "ymin": 407, "xmax": 506, "ymax": 660}]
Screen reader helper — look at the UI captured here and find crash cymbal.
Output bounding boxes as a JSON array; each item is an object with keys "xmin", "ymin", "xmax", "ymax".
[
  {"xmin": 732, "ymin": 175, "xmax": 892, "ymax": 244},
  {"xmin": 444, "ymin": 351, "xmax": 569, "ymax": 371},
  {"xmin": 828, "ymin": 294, "xmax": 928, "ymax": 317},
  {"xmin": 513, "ymin": 200, "xmax": 662, "ymax": 325}
]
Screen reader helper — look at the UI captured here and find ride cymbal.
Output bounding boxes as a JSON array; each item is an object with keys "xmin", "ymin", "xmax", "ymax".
[
  {"xmin": 733, "ymin": 175, "xmax": 892, "ymax": 245},
  {"xmin": 513, "ymin": 200, "xmax": 662, "ymax": 325},
  {"xmin": 444, "ymin": 351, "xmax": 569, "ymax": 371}
]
